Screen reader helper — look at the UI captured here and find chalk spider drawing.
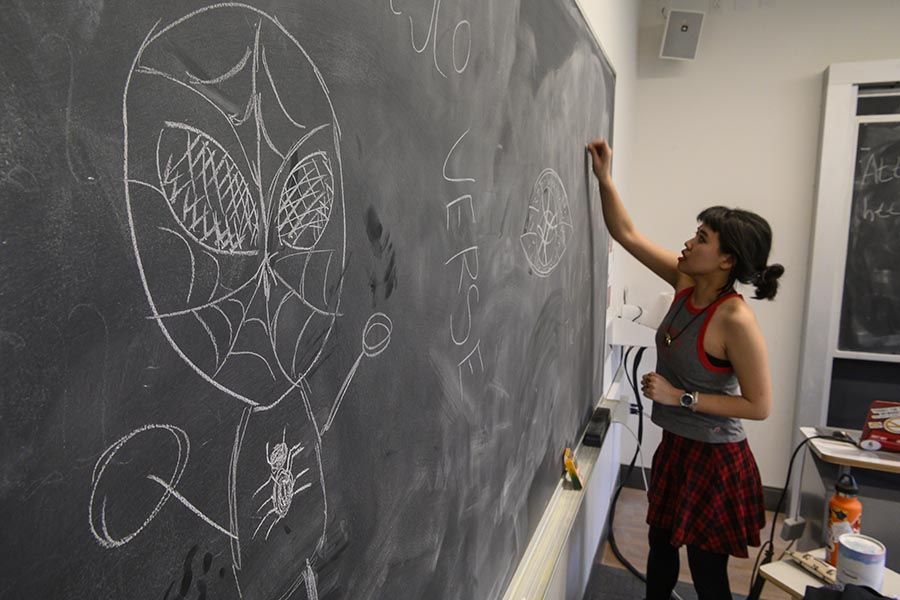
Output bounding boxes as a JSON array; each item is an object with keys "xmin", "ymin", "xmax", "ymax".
[
  {"xmin": 520, "ymin": 169, "xmax": 573, "ymax": 277},
  {"xmin": 252, "ymin": 429, "xmax": 311, "ymax": 540},
  {"xmin": 89, "ymin": 4, "xmax": 393, "ymax": 600}
]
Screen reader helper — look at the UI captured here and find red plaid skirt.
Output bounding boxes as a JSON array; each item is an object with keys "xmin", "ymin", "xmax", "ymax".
[{"xmin": 646, "ymin": 430, "xmax": 766, "ymax": 558}]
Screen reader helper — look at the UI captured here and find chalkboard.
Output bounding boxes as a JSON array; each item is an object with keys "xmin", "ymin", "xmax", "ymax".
[
  {"xmin": 839, "ymin": 120, "xmax": 900, "ymax": 355},
  {"xmin": 0, "ymin": 1, "xmax": 613, "ymax": 598}
]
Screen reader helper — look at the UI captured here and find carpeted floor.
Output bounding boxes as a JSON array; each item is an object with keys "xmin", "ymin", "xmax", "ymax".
[{"xmin": 583, "ymin": 563, "xmax": 748, "ymax": 600}]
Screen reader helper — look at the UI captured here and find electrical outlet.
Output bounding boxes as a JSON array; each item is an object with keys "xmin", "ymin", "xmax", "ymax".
[{"xmin": 781, "ymin": 517, "xmax": 806, "ymax": 541}]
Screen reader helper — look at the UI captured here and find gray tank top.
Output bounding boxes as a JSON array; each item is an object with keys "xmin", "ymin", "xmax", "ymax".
[{"xmin": 651, "ymin": 287, "xmax": 746, "ymax": 443}]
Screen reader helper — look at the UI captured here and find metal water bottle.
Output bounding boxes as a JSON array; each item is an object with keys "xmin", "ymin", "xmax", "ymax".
[{"xmin": 826, "ymin": 473, "xmax": 862, "ymax": 567}]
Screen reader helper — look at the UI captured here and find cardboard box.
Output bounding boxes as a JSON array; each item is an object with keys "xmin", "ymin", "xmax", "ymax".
[{"xmin": 859, "ymin": 400, "xmax": 900, "ymax": 452}]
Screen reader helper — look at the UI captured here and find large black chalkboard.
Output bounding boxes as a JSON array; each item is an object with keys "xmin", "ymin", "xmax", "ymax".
[
  {"xmin": 0, "ymin": 1, "xmax": 613, "ymax": 598},
  {"xmin": 839, "ymin": 120, "xmax": 900, "ymax": 355}
]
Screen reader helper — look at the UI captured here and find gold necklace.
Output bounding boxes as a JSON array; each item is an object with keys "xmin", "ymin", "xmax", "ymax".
[{"xmin": 662, "ymin": 289, "xmax": 733, "ymax": 347}]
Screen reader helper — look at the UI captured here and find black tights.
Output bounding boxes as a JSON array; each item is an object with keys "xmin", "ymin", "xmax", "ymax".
[{"xmin": 646, "ymin": 526, "xmax": 732, "ymax": 600}]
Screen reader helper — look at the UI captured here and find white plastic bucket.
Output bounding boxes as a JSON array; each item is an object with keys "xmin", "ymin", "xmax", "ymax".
[{"xmin": 836, "ymin": 533, "xmax": 886, "ymax": 592}]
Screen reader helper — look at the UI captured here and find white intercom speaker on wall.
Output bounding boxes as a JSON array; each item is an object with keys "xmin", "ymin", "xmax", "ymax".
[{"xmin": 660, "ymin": 10, "xmax": 705, "ymax": 61}]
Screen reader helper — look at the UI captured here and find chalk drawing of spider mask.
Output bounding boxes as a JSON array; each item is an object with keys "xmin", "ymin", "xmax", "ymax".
[
  {"xmin": 124, "ymin": 4, "xmax": 346, "ymax": 411},
  {"xmin": 520, "ymin": 169, "xmax": 573, "ymax": 277}
]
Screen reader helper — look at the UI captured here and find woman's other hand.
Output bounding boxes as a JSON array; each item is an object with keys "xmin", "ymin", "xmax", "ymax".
[{"xmin": 640, "ymin": 372, "xmax": 680, "ymax": 406}]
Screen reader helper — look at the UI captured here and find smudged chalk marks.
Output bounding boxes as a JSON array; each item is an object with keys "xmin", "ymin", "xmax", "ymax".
[
  {"xmin": 0, "ymin": 165, "xmax": 39, "ymax": 193},
  {"xmin": 520, "ymin": 168, "xmax": 573, "ymax": 277},
  {"xmin": 39, "ymin": 33, "xmax": 99, "ymax": 183},
  {"xmin": 365, "ymin": 206, "xmax": 398, "ymax": 306},
  {"xmin": 163, "ymin": 545, "xmax": 221, "ymax": 600}
]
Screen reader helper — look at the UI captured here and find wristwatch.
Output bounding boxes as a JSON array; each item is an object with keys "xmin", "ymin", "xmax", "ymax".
[{"xmin": 680, "ymin": 390, "xmax": 699, "ymax": 411}]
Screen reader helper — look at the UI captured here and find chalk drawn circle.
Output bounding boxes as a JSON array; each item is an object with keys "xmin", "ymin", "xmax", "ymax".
[
  {"xmin": 520, "ymin": 169, "xmax": 573, "ymax": 277},
  {"xmin": 452, "ymin": 21, "xmax": 472, "ymax": 74},
  {"xmin": 362, "ymin": 312, "xmax": 393, "ymax": 358},
  {"xmin": 88, "ymin": 424, "xmax": 190, "ymax": 548},
  {"xmin": 123, "ymin": 3, "xmax": 346, "ymax": 409}
]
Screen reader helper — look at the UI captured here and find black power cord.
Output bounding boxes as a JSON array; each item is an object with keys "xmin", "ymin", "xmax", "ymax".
[
  {"xmin": 745, "ymin": 434, "xmax": 859, "ymax": 600},
  {"xmin": 606, "ymin": 346, "xmax": 664, "ymax": 588}
]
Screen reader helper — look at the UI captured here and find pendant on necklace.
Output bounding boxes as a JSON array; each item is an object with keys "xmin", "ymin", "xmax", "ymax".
[{"xmin": 664, "ymin": 332, "xmax": 673, "ymax": 346}]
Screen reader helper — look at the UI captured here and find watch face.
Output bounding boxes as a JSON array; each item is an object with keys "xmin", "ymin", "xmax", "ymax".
[{"xmin": 680, "ymin": 393, "xmax": 693, "ymax": 407}]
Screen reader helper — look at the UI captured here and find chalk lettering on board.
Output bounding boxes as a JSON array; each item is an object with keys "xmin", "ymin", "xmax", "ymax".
[
  {"xmin": 452, "ymin": 20, "xmax": 472, "ymax": 74},
  {"xmin": 450, "ymin": 284, "xmax": 479, "ymax": 346},
  {"xmin": 388, "ymin": 0, "xmax": 471, "ymax": 78},
  {"xmin": 446, "ymin": 194, "xmax": 475, "ymax": 230},
  {"xmin": 457, "ymin": 340, "xmax": 485, "ymax": 398},
  {"xmin": 520, "ymin": 168, "xmax": 573, "ymax": 277},
  {"xmin": 441, "ymin": 129, "xmax": 486, "ymax": 406},
  {"xmin": 443, "ymin": 129, "xmax": 476, "ymax": 184},
  {"xmin": 839, "ymin": 121, "xmax": 900, "ymax": 354},
  {"xmin": 444, "ymin": 245, "xmax": 479, "ymax": 293}
]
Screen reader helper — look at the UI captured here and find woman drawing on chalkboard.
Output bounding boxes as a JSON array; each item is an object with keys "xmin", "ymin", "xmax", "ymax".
[{"xmin": 587, "ymin": 139, "xmax": 784, "ymax": 600}]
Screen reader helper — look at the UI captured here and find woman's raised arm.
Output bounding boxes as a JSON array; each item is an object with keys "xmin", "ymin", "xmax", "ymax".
[{"xmin": 587, "ymin": 139, "xmax": 686, "ymax": 290}]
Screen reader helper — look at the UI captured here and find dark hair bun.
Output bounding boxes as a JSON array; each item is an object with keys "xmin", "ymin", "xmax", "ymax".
[
  {"xmin": 754, "ymin": 263, "xmax": 784, "ymax": 300},
  {"xmin": 697, "ymin": 206, "xmax": 782, "ymax": 299}
]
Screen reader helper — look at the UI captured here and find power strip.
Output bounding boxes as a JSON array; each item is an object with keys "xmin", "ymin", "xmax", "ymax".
[
  {"xmin": 786, "ymin": 550, "xmax": 836, "ymax": 584},
  {"xmin": 582, "ymin": 406, "xmax": 611, "ymax": 447}
]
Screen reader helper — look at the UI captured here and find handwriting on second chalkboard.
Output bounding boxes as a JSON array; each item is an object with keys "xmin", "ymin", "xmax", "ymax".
[
  {"xmin": 863, "ymin": 197, "xmax": 900, "ymax": 222},
  {"xmin": 859, "ymin": 150, "xmax": 900, "ymax": 186}
]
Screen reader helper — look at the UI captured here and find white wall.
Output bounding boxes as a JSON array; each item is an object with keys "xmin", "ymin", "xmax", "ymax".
[
  {"xmin": 578, "ymin": 0, "xmax": 640, "ymax": 187},
  {"xmin": 618, "ymin": 0, "xmax": 900, "ymax": 487}
]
